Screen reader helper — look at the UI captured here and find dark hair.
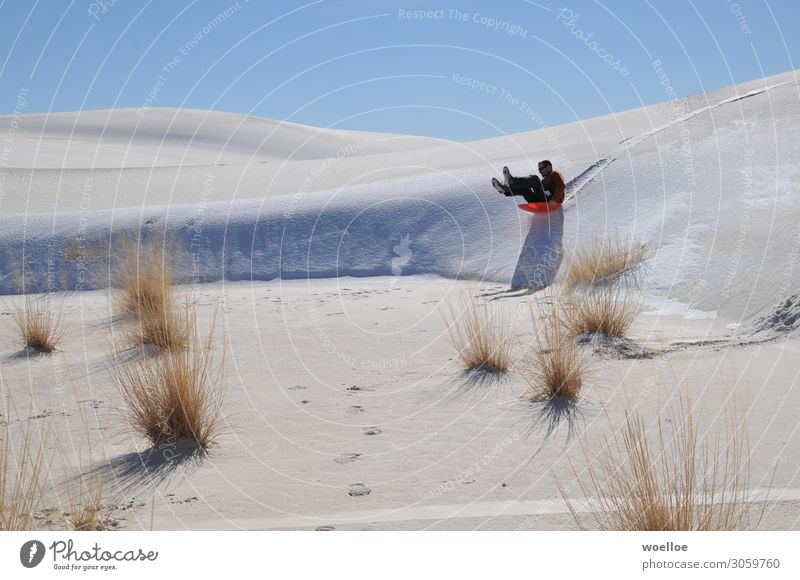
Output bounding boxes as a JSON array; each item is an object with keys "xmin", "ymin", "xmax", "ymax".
[{"xmin": 538, "ymin": 159, "xmax": 552, "ymax": 168}]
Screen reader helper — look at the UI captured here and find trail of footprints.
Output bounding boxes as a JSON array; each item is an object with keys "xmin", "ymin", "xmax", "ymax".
[{"xmin": 291, "ymin": 382, "xmax": 383, "ymax": 500}]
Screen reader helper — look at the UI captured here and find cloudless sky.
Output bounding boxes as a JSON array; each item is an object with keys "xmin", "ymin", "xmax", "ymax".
[{"xmin": 0, "ymin": 0, "xmax": 797, "ymax": 141}]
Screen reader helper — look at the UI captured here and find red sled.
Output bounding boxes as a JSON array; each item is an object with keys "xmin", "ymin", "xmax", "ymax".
[{"xmin": 517, "ymin": 201, "xmax": 562, "ymax": 213}]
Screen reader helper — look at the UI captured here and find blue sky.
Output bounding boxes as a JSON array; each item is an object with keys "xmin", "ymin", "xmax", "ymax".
[{"xmin": 0, "ymin": 0, "xmax": 797, "ymax": 141}]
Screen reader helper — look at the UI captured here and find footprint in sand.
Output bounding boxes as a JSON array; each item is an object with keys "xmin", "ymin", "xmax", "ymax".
[
  {"xmin": 78, "ymin": 399, "xmax": 103, "ymax": 409},
  {"xmin": 363, "ymin": 427, "xmax": 382, "ymax": 436},
  {"xmin": 346, "ymin": 385, "xmax": 375, "ymax": 393},
  {"xmin": 347, "ymin": 405, "xmax": 364, "ymax": 414},
  {"xmin": 334, "ymin": 453, "xmax": 363, "ymax": 464},
  {"xmin": 348, "ymin": 483, "xmax": 371, "ymax": 497}
]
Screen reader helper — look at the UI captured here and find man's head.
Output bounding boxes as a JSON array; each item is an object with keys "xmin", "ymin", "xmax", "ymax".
[{"xmin": 538, "ymin": 160, "xmax": 553, "ymax": 177}]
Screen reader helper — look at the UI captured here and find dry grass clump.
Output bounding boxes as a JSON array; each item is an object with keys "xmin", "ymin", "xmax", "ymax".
[
  {"xmin": 113, "ymin": 236, "xmax": 176, "ymax": 318},
  {"xmin": 562, "ymin": 235, "xmax": 649, "ymax": 289},
  {"xmin": 564, "ymin": 286, "xmax": 642, "ymax": 339},
  {"xmin": 1, "ymin": 421, "xmax": 46, "ymax": 530},
  {"xmin": 560, "ymin": 404, "xmax": 750, "ymax": 531},
  {"xmin": 112, "ymin": 240, "xmax": 168, "ymax": 317},
  {"xmin": 63, "ymin": 474, "xmax": 114, "ymax": 531},
  {"xmin": 524, "ymin": 305, "xmax": 588, "ymax": 400},
  {"xmin": 115, "ymin": 314, "xmax": 223, "ymax": 448},
  {"xmin": 125, "ymin": 302, "xmax": 192, "ymax": 353},
  {"xmin": 442, "ymin": 290, "xmax": 512, "ymax": 372},
  {"xmin": 113, "ymin": 237, "xmax": 189, "ymax": 352},
  {"xmin": 56, "ymin": 422, "xmax": 116, "ymax": 531},
  {"xmin": 8, "ymin": 294, "xmax": 64, "ymax": 353}
]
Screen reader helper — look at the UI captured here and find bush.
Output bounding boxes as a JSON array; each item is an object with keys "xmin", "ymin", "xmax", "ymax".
[
  {"xmin": 1, "ymin": 421, "xmax": 46, "ymax": 530},
  {"xmin": 442, "ymin": 290, "xmax": 512, "ymax": 373},
  {"xmin": 562, "ymin": 235, "xmax": 649, "ymax": 289},
  {"xmin": 524, "ymin": 304, "xmax": 587, "ymax": 400},
  {"xmin": 8, "ymin": 294, "xmax": 64, "ymax": 353},
  {"xmin": 115, "ymin": 312, "xmax": 223, "ymax": 448},
  {"xmin": 559, "ymin": 403, "xmax": 750, "ymax": 530},
  {"xmin": 113, "ymin": 236, "xmax": 176, "ymax": 318},
  {"xmin": 564, "ymin": 286, "xmax": 642, "ymax": 339},
  {"xmin": 113, "ymin": 237, "xmax": 189, "ymax": 352},
  {"xmin": 126, "ymin": 302, "xmax": 191, "ymax": 353},
  {"xmin": 63, "ymin": 473, "xmax": 113, "ymax": 531}
]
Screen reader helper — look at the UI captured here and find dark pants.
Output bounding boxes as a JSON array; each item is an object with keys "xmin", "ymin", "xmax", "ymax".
[{"xmin": 508, "ymin": 175, "xmax": 548, "ymax": 203}]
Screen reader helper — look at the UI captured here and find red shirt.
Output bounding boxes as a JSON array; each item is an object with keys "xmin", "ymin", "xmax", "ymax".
[{"xmin": 543, "ymin": 170, "xmax": 565, "ymax": 203}]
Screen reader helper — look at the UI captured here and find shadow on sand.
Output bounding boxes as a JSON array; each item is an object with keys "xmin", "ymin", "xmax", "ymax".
[
  {"xmin": 80, "ymin": 439, "xmax": 208, "ymax": 498},
  {"xmin": 484, "ymin": 209, "xmax": 564, "ymax": 300},
  {"xmin": 520, "ymin": 396, "xmax": 585, "ymax": 441},
  {"xmin": 2, "ymin": 346, "xmax": 57, "ymax": 361},
  {"xmin": 443, "ymin": 367, "xmax": 512, "ymax": 401}
]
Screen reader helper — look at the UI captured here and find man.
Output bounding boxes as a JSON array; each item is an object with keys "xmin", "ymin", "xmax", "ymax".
[
  {"xmin": 491, "ymin": 160, "xmax": 565, "ymax": 204},
  {"xmin": 538, "ymin": 160, "xmax": 566, "ymax": 203}
]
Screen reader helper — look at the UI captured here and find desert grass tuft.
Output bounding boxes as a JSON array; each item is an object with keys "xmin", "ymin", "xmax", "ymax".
[
  {"xmin": 562, "ymin": 235, "xmax": 649, "ymax": 289},
  {"xmin": 63, "ymin": 474, "xmax": 114, "ymax": 531},
  {"xmin": 112, "ymin": 236, "xmax": 177, "ymax": 319},
  {"xmin": 559, "ymin": 403, "xmax": 750, "ymax": 531},
  {"xmin": 564, "ymin": 286, "xmax": 642, "ymax": 339},
  {"xmin": 114, "ymin": 311, "xmax": 223, "ymax": 448},
  {"xmin": 442, "ymin": 290, "xmax": 512, "ymax": 373},
  {"xmin": 8, "ymin": 294, "xmax": 64, "ymax": 353},
  {"xmin": 0, "ymin": 421, "xmax": 46, "ymax": 530},
  {"xmin": 125, "ymin": 302, "xmax": 192, "ymax": 353},
  {"xmin": 524, "ymin": 304, "xmax": 588, "ymax": 400},
  {"xmin": 56, "ymin": 417, "xmax": 116, "ymax": 532},
  {"xmin": 112, "ymin": 236, "xmax": 189, "ymax": 352}
]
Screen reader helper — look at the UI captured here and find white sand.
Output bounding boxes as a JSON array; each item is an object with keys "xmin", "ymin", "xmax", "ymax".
[
  {"xmin": 1, "ymin": 70, "xmax": 799, "ymax": 530},
  {"xmin": 2, "ymin": 278, "xmax": 799, "ymax": 530}
]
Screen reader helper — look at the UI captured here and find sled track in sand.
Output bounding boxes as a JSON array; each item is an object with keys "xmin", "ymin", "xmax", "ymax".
[{"xmin": 562, "ymin": 79, "xmax": 800, "ymax": 207}]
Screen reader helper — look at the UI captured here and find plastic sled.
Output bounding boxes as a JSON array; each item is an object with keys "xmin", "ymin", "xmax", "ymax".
[{"xmin": 517, "ymin": 201, "xmax": 562, "ymax": 213}]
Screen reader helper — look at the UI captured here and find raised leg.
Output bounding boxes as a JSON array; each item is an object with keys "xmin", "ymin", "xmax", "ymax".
[
  {"xmin": 510, "ymin": 175, "xmax": 548, "ymax": 202},
  {"xmin": 491, "ymin": 177, "xmax": 511, "ymax": 195}
]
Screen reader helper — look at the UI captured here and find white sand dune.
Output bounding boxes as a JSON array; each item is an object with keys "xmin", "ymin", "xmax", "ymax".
[
  {"xmin": 1, "ymin": 71, "xmax": 793, "ymax": 214},
  {"xmin": 1, "ymin": 70, "xmax": 799, "ymax": 531},
  {"xmin": 2, "ymin": 70, "xmax": 798, "ymax": 324},
  {"xmin": 0, "ymin": 107, "xmax": 451, "ymax": 169}
]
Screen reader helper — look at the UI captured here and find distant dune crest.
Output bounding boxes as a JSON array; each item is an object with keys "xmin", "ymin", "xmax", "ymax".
[{"xmin": 0, "ymin": 107, "xmax": 450, "ymax": 169}]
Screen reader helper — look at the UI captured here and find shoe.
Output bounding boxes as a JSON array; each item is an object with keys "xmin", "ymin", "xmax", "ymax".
[
  {"xmin": 502, "ymin": 166, "xmax": 512, "ymax": 186},
  {"xmin": 492, "ymin": 177, "xmax": 508, "ymax": 195}
]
